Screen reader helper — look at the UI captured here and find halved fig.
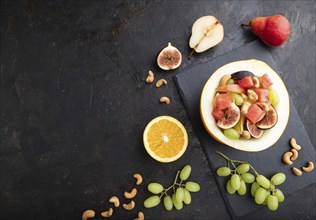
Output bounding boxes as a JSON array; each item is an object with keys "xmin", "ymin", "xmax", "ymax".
[
  {"xmin": 256, "ymin": 106, "xmax": 278, "ymax": 129},
  {"xmin": 246, "ymin": 119, "xmax": 264, "ymax": 138},
  {"xmin": 217, "ymin": 103, "xmax": 240, "ymax": 129},
  {"xmin": 216, "ymin": 84, "xmax": 245, "ymax": 94},
  {"xmin": 231, "ymin": 71, "xmax": 254, "ymax": 80},
  {"xmin": 157, "ymin": 42, "xmax": 182, "ymax": 70}
]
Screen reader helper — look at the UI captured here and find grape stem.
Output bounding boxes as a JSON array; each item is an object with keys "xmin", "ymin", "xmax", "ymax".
[
  {"xmin": 215, "ymin": 151, "xmax": 260, "ymax": 176},
  {"xmin": 160, "ymin": 170, "xmax": 182, "ymax": 196}
]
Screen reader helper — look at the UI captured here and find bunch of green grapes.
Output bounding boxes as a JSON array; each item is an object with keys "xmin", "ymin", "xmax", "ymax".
[
  {"xmin": 143, "ymin": 165, "xmax": 200, "ymax": 211},
  {"xmin": 216, "ymin": 151, "xmax": 286, "ymax": 211}
]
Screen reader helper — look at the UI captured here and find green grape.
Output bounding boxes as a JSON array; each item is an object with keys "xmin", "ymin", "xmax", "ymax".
[
  {"xmin": 172, "ymin": 194, "xmax": 183, "ymax": 210},
  {"xmin": 183, "ymin": 189, "xmax": 191, "ymax": 205},
  {"xmin": 226, "ymin": 180, "xmax": 236, "ymax": 194},
  {"xmin": 274, "ymin": 189, "xmax": 285, "ymax": 202},
  {"xmin": 226, "ymin": 79, "xmax": 234, "ymax": 85},
  {"xmin": 175, "ymin": 188, "xmax": 184, "ymax": 202},
  {"xmin": 251, "ymin": 182, "xmax": 260, "ymax": 197},
  {"xmin": 224, "ymin": 128, "xmax": 240, "ymax": 140},
  {"xmin": 262, "ymin": 190, "xmax": 271, "ymax": 205},
  {"xmin": 237, "ymin": 180, "xmax": 247, "ymax": 196},
  {"xmin": 236, "ymin": 164, "xmax": 250, "ymax": 174},
  {"xmin": 267, "ymin": 195, "xmax": 279, "ymax": 211},
  {"xmin": 230, "ymin": 174, "xmax": 241, "ymax": 190},
  {"xmin": 163, "ymin": 195, "xmax": 173, "ymax": 211},
  {"xmin": 256, "ymin": 175, "xmax": 271, "ymax": 189},
  {"xmin": 270, "ymin": 173, "xmax": 286, "ymax": 186},
  {"xmin": 144, "ymin": 195, "xmax": 161, "ymax": 208},
  {"xmin": 241, "ymin": 173, "xmax": 255, "ymax": 183},
  {"xmin": 231, "ymin": 93, "xmax": 244, "ymax": 106},
  {"xmin": 185, "ymin": 182, "xmax": 200, "ymax": 192},
  {"xmin": 148, "ymin": 183, "xmax": 164, "ymax": 194},
  {"xmin": 255, "ymin": 187, "xmax": 267, "ymax": 204},
  {"xmin": 268, "ymin": 89, "xmax": 280, "ymax": 107},
  {"xmin": 180, "ymin": 165, "xmax": 192, "ymax": 181},
  {"xmin": 216, "ymin": 167, "xmax": 231, "ymax": 177}
]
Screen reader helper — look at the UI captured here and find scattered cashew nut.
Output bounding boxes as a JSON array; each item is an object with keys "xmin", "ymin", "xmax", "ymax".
[
  {"xmin": 124, "ymin": 188, "xmax": 137, "ymax": 199},
  {"xmin": 282, "ymin": 151, "xmax": 293, "ymax": 165},
  {"xmin": 123, "ymin": 200, "xmax": 135, "ymax": 211},
  {"xmin": 101, "ymin": 208, "xmax": 113, "ymax": 218},
  {"xmin": 146, "ymin": 70, "xmax": 154, "ymax": 84},
  {"xmin": 253, "ymin": 76, "xmax": 260, "ymax": 88},
  {"xmin": 82, "ymin": 210, "xmax": 95, "ymax": 220},
  {"xmin": 241, "ymin": 130, "xmax": 251, "ymax": 140},
  {"xmin": 133, "ymin": 173, "xmax": 143, "ymax": 185},
  {"xmin": 241, "ymin": 101, "xmax": 251, "ymax": 115},
  {"xmin": 219, "ymin": 75, "xmax": 231, "ymax": 86},
  {"xmin": 109, "ymin": 196, "xmax": 120, "ymax": 207},
  {"xmin": 247, "ymin": 90, "xmax": 258, "ymax": 102},
  {"xmin": 134, "ymin": 211, "xmax": 145, "ymax": 220},
  {"xmin": 156, "ymin": 79, "xmax": 167, "ymax": 88},
  {"xmin": 290, "ymin": 138, "xmax": 301, "ymax": 150},
  {"xmin": 290, "ymin": 149, "xmax": 298, "ymax": 161},
  {"xmin": 292, "ymin": 167, "xmax": 302, "ymax": 176},
  {"xmin": 160, "ymin": 96, "xmax": 170, "ymax": 105},
  {"xmin": 302, "ymin": 161, "xmax": 314, "ymax": 172}
]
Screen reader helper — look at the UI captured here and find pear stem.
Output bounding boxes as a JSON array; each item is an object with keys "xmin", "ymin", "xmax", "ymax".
[
  {"xmin": 188, "ymin": 49, "xmax": 195, "ymax": 59},
  {"xmin": 241, "ymin": 23, "xmax": 250, "ymax": 27}
]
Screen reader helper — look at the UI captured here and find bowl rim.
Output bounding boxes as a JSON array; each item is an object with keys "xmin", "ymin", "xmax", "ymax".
[{"xmin": 200, "ymin": 59, "xmax": 290, "ymax": 152}]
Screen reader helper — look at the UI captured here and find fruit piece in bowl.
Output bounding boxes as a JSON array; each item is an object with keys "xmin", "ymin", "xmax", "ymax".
[{"xmin": 200, "ymin": 59, "xmax": 289, "ymax": 152}]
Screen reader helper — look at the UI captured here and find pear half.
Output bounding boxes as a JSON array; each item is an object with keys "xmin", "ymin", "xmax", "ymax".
[{"xmin": 189, "ymin": 16, "xmax": 224, "ymax": 53}]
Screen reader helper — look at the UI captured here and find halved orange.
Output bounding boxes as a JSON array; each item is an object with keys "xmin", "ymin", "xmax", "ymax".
[{"xmin": 143, "ymin": 116, "xmax": 188, "ymax": 163}]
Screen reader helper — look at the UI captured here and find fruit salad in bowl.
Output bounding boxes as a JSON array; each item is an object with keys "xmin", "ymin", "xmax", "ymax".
[{"xmin": 200, "ymin": 59, "xmax": 290, "ymax": 152}]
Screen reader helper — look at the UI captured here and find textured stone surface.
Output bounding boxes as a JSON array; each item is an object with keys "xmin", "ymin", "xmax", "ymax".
[{"xmin": 0, "ymin": 1, "xmax": 315, "ymax": 220}]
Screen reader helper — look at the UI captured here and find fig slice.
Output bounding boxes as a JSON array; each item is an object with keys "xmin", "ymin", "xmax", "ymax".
[
  {"xmin": 256, "ymin": 105, "xmax": 278, "ymax": 129},
  {"xmin": 217, "ymin": 103, "xmax": 240, "ymax": 129},
  {"xmin": 157, "ymin": 42, "xmax": 182, "ymax": 70},
  {"xmin": 231, "ymin": 71, "xmax": 254, "ymax": 80},
  {"xmin": 246, "ymin": 119, "xmax": 264, "ymax": 138}
]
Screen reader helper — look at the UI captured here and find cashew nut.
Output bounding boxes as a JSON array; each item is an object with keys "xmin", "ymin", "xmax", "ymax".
[
  {"xmin": 219, "ymin": 75, "xmax": 231, "ymax": 86},
  {"xmin": 241, "ymin": 102, "xmax": 251, "ymax": 115},
  {"xmin": 133, "ymin": 173, "xmax": 143, "ymax": 185},
  {"xmin": 123, "ymin": 200, "xmax": 135, "ymax": 211},
  {"xmin": 290, "ymin": 149, "xmax": 298, "ymax": 161},
  {"xmin": 109, "ymin": 196, "xmax": 120, "ymax": 207},
  {"xmin": 156, "ymin": 79, "xmax": 167, "ymax": 88},
  {"xmin": 160, "ymin": 96, "xmax": 170, "ymax": 104},
  {"xmin": 257, "ymin": 102, "xmax": 270, "ymax": 112},
  {"xmin": 292, "ymin": 167, "xmax": 302, "ymax": 176},
  {"xmin": 282, "ymin": 151, "xmax": 293, "ymax": 165},
  {"xmin": 241, "ymin": 130, "xmax": 251, "ymax": 140},
  {"xmin": 146, "ymin": 70, "xmax": 154, "ymax": 84},
  {"xmin": 290, "ymin": 138, "xmax": 301, "ymax": 150},
  {"xmin": 302, "ymin": 161, "xmax": 314, "ymax": 172},
  {"xmin": 124, "ymin": 188, "xmax": 137, "ymax": 199},
  {"xmin": 247, "ymin": 90, "xmax": 258, "ymax": 102},
  {"xmin": 241, "ymin": 93, "xmax": 248, "ymax": 101},
  {"xmin": 101, "ymin": 208, "xmax": 113, "ymax": 218},
  {"xmin": 253, "ymin": 77, "xmax": 260, "ymax": 88},
  {"xmin": 82, "ymin": 210, "xmax": 95, "ymax": 220},
  {"xmin": 134, "ymin": 211, "xmax": 145, "ymax": 220}
]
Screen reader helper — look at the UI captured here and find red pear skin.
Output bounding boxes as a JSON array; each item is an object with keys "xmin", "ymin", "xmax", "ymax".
[{"xmin": 243, "ymin": 15, "xmax": 290, "ymax": 47}]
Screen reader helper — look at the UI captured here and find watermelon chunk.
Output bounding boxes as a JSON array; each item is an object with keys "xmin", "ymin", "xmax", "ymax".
[
  {"xmin": 255, "ymin": 89, "xmax": 269, "ymax": 102},
  {"xmin": 259, "ymin": 74, "xmax": 273, "ymax": 88},
  {"xmin": 215, "ymin": 93, "xmax": 232, "ymax": 110},
  {"xmin": 245, "ymin": 104, "xmax": 266, "ymax": 124},
  {"xmin": 238, "ymin": 76, "xmax": 254, "ymax": 89},
  {"xmin": 212, "ymin": 108, "xmax": 225, "ymax": 120}
]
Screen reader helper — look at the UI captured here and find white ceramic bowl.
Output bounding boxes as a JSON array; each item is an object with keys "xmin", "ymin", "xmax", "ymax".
[{"xmin": 200, "ymin": 59, "xmax": 290, "ymax": 152}]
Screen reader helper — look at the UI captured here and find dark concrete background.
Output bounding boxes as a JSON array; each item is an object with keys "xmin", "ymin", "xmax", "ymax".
[{"xmin": 0, "ymin": 1, "xmax": 315, "ymax": 220}]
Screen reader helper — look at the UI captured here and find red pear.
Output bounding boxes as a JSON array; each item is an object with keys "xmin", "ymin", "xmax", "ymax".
[{"xmin": 242, "ymin": 15, "xmax": 291, "ymax": 46}]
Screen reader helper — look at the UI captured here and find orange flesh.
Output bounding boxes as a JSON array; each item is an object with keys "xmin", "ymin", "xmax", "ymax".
[{"xmin": 147, "ymin": 119, "xmax": 185, "ymax": 158}]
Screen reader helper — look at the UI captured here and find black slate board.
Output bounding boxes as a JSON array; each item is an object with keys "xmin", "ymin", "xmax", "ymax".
[{"xmin": 174, "ymin": 41, "xmax": 315, "ymax": 219}]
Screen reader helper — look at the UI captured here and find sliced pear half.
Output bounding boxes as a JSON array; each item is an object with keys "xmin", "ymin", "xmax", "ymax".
[{"xmin": 189, "ymin": 16, "xmax": 224, "ymax": 53}]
